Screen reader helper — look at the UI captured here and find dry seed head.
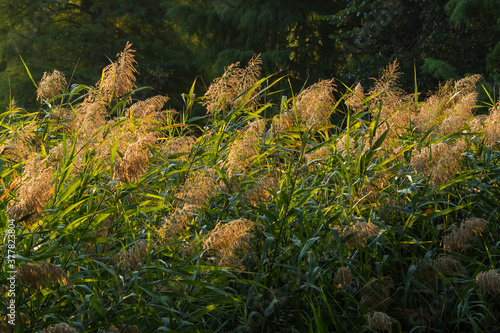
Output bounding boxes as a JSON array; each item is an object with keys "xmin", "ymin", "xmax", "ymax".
[
  {"xmin": 429, "ymin": 254, "xmax": 461, "ymax": 275},
  {"xmin": 442, "ymin": 217, "xmax": 488, "ymax": 251},
  {"xmin": 74, "ymin": 101, "xmax": 108, "ymax": 141},
  {"xmin": 345, "ymin": 82, "xmax": 366, "ymax": 112},
  {"xmin": 294, "ymin": 79, "xmax": 336, "ymax": 132},
  {"xmin": 37, "ymin": 69, "xmax": 67, "ymax": 101},
  {"xmin": 177, "ymin": 168, "xmax": 217, "ymax": 208},
  {"xmin": 243, "ymin": 176, "xmax": 278, "ymax": 205},
  {"xmin": 41, "ymin": 323, "xmax": 79, "ymax": 333},
  {"xmin": 113, "ymin": 134, "xmax": 156, "ymax": 183},
  {"xmin": 7, "ymin": 155, "xmax": 54, "ymax": 223},
  {"xmin": 157, "ymin": 204, "xmax": 197, "ymax": 241},
  {"xmin": 411, "ymin": 140, "xmax": 467, "ymax": 186},
  {"xmin": 482, "ymin": 100, "xmax": 500, "ymax": 145},
  {"xmin": 162, "ymin": 136, "xmax": 196, "ymax": 159},
  {"xmin": 305, "ymin": 145, "xmax": 331, "ymax": 164},
  {"xmin": 16, "ymin": 262, "xmax": 71, "ymax": 290},
  {"xmin": 97, "ymin": 42, "xmax": 138, "ymax": 102},
  {"xmin": 334, "ymin": 266, "xmax": 353, "ymax": 288},
  {"xmin": 342, "ymin": 221, "xmax": 380, "ymax": 248},
  {"xmin": 203, "ymin": 54, "xmax": 262, "ymax": 113},
  {"xmin": 129, "ymin": 95, "xmax": 169, "ymax": 118},
  {"xmin": 202, "ymin": 218, "xmax": 256, "ymax": 268},
  {"xmin": 106, "ymin": 325, "xmax": 142, "ymax": 333},
  {"xmin": 370, "ymin": 60, "xmax": 403, "ymax": 98},
  {"xmin": 366, "ymin": 311, "xmax": 392, "ymax": 333},
  {"xmin": 226, "ymin": 119, "xmax": 265, "ymax": 177},
  {"xmin": 476, "ymin": 270, "xmax": 500, "ymax": 294}
]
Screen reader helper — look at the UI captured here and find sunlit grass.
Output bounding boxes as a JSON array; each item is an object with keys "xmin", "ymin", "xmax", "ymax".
[{"xmin": 0, "ymin": 45, "xmax": 499, "ymax": 332}]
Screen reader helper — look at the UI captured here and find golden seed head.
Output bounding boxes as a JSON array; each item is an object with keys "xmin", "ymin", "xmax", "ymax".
[
  {"xmin": 156, "ymin": 205, "xmax": 197, "ymax": 242},
  {"xmin": 243, "ymin": 176, "xmax": 278, "ymax": 206},
  {"xmin": 342, "ymin": 221, "xmax": 380, "ymax": 248},
  {"xmin": 429, "ymin": 254, "xmax": 461, "ymax": 275},
  {"xmin": 365, "ymin": 311, "xmax": 392, "ymax": 333},
  {"xmin": 442, "ymin": 217, "xmax": 488, "ymax": 251},
  {"xmin": 16, "ymin": 262, "xmax": 72, "ymax": 290},
  {"xmin": 476, "ymin": 270, "xmax": 500, "ymax": 294},
  {"xmin": 162, "ymin": 136, "xmax": 196, "ymax": 159},
  {"xmin": 203, "ymin": 54, "xmax": 262, "ymax": 113},
  {"xmin": 177, "ymin": 168, "xmax": 217, "ymax": 208},
  {"xmin": 225, "ymin": 119, "xmax": 265, "ymax": 177},
  {"xmin": 113, "ymin": 134, "xmax": 156, "ymax": 183},
  {"xmin": 7, "ymin": 155, "xmax": 54, "ymax": 223},
  {"xmin": 345, "ymin": 82, "xmax": 366, "ymax": 112},
  {"xmin": 37, "ymin": 69, "xmax": 67, "ymax": 101},
  {"xmin": 295, "ymin": 79, "xmax": 336, "ymax": 132},
  {"xmin": 202, "ymin": 218, "xmax": 256, "ymax": 268},
  {"xmin": 334, "ymin": 266, "xmax": 353, "ymax": 288},
  {"xmin": 96, "ymin": 42, "xmax": 138, "ymax": 103}
]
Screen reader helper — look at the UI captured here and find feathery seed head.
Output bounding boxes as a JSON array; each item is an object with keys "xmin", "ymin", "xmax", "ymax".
[
  {"xmin": 118, "ymin": 239, "xmax": 151, "ymax": 270},
  {"xmin": 334, "ymin": 266, "xmax": 353, "ymax": 288},
  {"xmin": 162, "ymin": 136, "xmax": 196, "ymax": 159},
  {"xmin": 226, "ymin": 119, "xmax": 265, "ymax": 177},
  {"xmin": 37, "ymin": 69, "xmax": 67, "ymax": 102},
  {"xmin": 157, "ymin": 204, "xmax": 198, "ymax": 242},
  {"xmin": 294, "ymin": 79, "xmax": 336, "ymax": 132},
  {"xmin": 243, "ymin": 176, "xmax": 278, "ymax": 205},
  {"xmin": 177, "ymin": 168, "xmax": 217, "ymax": 208},
  {"xmin": 97, "ymin": 42, "xmax": 138, "ymax": 103},
  {"xmin": 345, "ymin": 82, "xmax": 366, "ymax": 112},
  {"xmin": 203, "ymin": 54, "xmax": 262, "ymax": 113},
  {"xmin": 342, "ymin": 220, "xmax": 380, "ymax": 248},
  {"xmin": 113, "ymin": 134, "xmax": 156, "ymax": 183},
  {"xmin": 476, "ymin": 270, "xmax": 500, "ymax": 294},
  {"xmin": 16, "ymin": 262, "xmax": 71, "ymax": 290},
  {"xmin": 442, "ymin": 217, "xmax": 488, "ymax": 251},
  {"xmin": 202, "ymin": 218, "xmax": 256, "ymax": 268},
  {"xmin": 358, "ymin": 276, "xmax": 394, "ymax": 311},
  {"xmin": 366, "ymin": 311, "xmax": 392, "ymax": 333}
]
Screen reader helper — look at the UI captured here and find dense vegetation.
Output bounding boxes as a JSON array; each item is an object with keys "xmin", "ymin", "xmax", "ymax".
[{"xmin": 0, "ymin": 43, "xmax": 499, "ymax": 332}]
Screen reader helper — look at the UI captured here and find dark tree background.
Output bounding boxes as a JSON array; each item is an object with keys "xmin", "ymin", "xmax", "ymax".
[{"xmin": 1, "ymin": 0, "xmax": 499, "ymax": 111}]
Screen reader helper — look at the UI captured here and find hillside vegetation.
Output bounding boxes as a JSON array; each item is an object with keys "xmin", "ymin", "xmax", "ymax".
[{"xmin": 1, "ymin": 44, "xmax": 499, "ymax": 332}]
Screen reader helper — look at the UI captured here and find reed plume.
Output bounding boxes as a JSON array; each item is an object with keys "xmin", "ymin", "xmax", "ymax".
[
  {"xmin": 162, "ymin": 136, "xmax": 196, "ymax": 159},
  {"xmin": 342, "ymin": 220, "xmax": 380, "ymax": 248},
  {"xmin": 16, "ymin": 262, "xmax": 71, "ymax": 290},
  {"xmin": 202, "ymin": 54, "xmax": 262, "ymax": 113},
  {"xmin": 243, "ymin": 176, "xmax": 278, "ymax": 206},
  {"xmin": 441, "ymin": 217, "xmax": 488, "ymax": 251},
  {"xmin": 113, "ymin": 133, "xmax": 156, "ymax": 183},
  {"xmin": 476, "ymin": 270, "xmax": 500, "ymax": 294},
  {"xmin": 97, "ymin": 42, "xmax": 138, "ymax": 103},
  {"xmin": 345, "ymin": 82, "xmax": 366, "ymax": 112},
  {"xmin": 411, "ymin": 139, "xmax": 467, "ymax": 186},
  {"xmin": 357, "ymin": 276, "xmax": 394, "ymax": 311},
  {"xmin": 7, "ymin": 155, "xmax": 54, "ymax": 223},
  {"xmin": 202, "ymin": 218, "xmax": 256, "ymax": 268},
  {"xmin": 118, "ymin": 239, "xmax": 150, "ymax": 270},
  {"xmin": 482, "ymin": 100, "xmax": 500, "ymax": 146},
  {"xmin": 365, "ymin": 311, "xmax": 392, "ymax": 333},
  {"xmin": 37, "ymin": 69, "xmax": 67, "ymax": 102},
  {"xmin": 334, "ymin": 266, "xmax": 353, "ymax": 288},
  {"xmin": 225, "ymin": 118, "xmax": 265, "ymax": 177}
]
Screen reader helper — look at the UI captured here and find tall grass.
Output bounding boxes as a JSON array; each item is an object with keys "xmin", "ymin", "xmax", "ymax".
[{"xmin": 1, "ymin": 45, "xmax": 499, "ymax": 332}]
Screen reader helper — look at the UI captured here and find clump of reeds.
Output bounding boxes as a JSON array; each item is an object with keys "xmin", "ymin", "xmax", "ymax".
[
  {"xmin": 334, "ymin": 266, "xmax": 353, "ymax": 288},
  {"xmin": 7, "ymin": 155, "xmax": 54, "ymax": 223},
  {"xmin": 16, "ymin": 262, "xmax": 72, "ymax": 290},
  {"xmin": 365, "ymin": 311, "xmax": 392, "ymax": 333},
  {"xmin": 41, "ymin": 323, "xmax": 78, "ymax": 333},
  {"xmin": 0, "ymin": 122, "xmax": 37, "ymax": 163},
  {"xmin": 202, "ymin": 54, "xmax": 262, "ymax": 113},
  {"xmin": 202, "ymin": 218, "xmax": 256, "ymax": 268},
  {"xmin": 37, "ymin": 69, "xmax": 67, "ymax": 102},
  {"xmin": 441, "ymin": 217, "xmax": 488, "ymax": 251},
  {"xmin": 475, "ymin": 270, "xmax": 500, "ymax": 294},
  {"xmin": 225, "ymin": 118, "xmax": 265, "ymax": 178}
]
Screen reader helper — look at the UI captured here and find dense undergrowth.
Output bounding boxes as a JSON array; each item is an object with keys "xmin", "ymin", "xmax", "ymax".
[{"xmin": 1, "ymin": 43, "xmax": 499, "ymax": 332}]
